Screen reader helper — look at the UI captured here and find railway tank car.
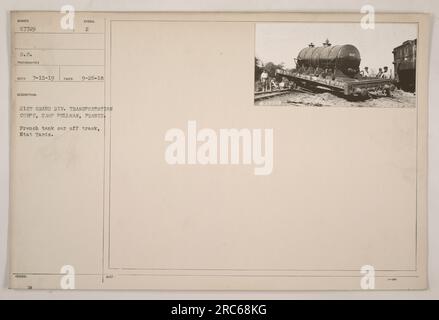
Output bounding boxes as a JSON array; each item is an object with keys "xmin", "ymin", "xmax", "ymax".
[
  {"xmin": 275, "ymin": 39, "xmax": 394, "ymax": 99},
  {"xmin": 393, "ymin": 39, "xmax": 416, "ymax": 92},
  {"xmin": 296, "ymin": 41, "xmax": 361, "ymax": 78}
]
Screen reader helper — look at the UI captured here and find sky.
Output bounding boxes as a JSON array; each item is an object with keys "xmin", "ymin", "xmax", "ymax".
[{"xmin": 255, "ymin": 23, "xmax": 417, "ymax": 75}]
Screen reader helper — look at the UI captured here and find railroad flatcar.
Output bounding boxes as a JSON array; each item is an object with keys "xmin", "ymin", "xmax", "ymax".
[
  {"xmin": 276, "ymin": 40, "xmax": 394, "ymax": 99},
  {"xmin": 393, "ymin": 39, "xmax": 416, "ymax": 92}
]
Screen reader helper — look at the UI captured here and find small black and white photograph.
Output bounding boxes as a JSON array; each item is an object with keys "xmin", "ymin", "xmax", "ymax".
[{"xmin": 254, "ymin": 23, "xmax": 417, "ymax": 107}]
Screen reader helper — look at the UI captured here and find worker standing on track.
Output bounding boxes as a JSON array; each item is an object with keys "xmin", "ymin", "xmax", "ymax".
[
  {"xmin": 260, "ymin": 69, "xmax": 269, "ymax": 92},
  {"xmin": 376, "ymin": 68, "xmax": 383, "ymax": 78},
  {"xmin": 381, "ymin": 66, "xmax": 391, "ymax": 79},
  {"xmin": 361, "ymin": 66, "xmax": 370, "ymax": 77}
]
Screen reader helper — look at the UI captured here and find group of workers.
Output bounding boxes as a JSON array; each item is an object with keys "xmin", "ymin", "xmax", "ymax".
[
  {"xmin": 361, "ymin": 66, "xmax": 392, "ymax": 79},
  {"xmin": 259, "ymin": 70, "xmax": 289, "ymax": 92}
]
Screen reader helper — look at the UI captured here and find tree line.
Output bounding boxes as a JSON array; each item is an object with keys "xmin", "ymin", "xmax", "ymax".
[{"xmin": 254, "ymin": 57, "xmax": 289, "ymax": 81}]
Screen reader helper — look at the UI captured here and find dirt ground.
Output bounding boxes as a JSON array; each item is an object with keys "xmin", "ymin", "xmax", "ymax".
[{"xmin": 255, "ymin": 89, "xmax": 417, "ymax": 108}]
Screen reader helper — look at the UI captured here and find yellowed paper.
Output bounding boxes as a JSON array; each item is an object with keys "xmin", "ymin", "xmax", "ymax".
[{"xmin": 9, "ymin": 11, "xmax": 429, "ymax": 290}]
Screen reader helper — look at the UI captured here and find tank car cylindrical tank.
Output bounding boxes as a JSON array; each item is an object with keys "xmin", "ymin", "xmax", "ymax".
[{"xmin": 297, "ymin": 42, "xmax": 361, "ymax": 77}]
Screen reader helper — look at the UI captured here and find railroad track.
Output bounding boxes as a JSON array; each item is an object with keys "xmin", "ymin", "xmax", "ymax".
[{"xmin": 254, "ymin": 89, "xmax": 291, "ymax": 101}]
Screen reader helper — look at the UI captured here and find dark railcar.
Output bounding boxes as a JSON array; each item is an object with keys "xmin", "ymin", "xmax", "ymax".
[{"xmin": 392, "ymin": 39, "xmax": 417, "ymax": 92}]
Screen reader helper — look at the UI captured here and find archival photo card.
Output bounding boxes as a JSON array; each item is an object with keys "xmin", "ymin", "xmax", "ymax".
[{"xmin": 9, "ymin": 12, "xmax": 429, "ymax": 291}]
